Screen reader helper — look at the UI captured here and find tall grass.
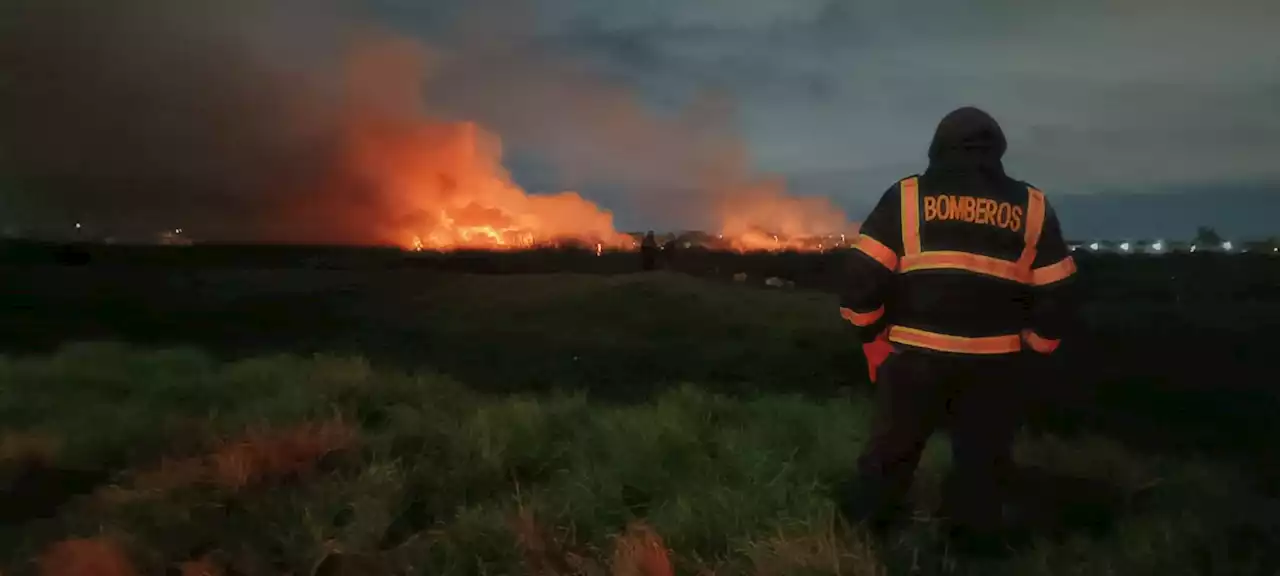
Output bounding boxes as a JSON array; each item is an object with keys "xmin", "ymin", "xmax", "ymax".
[{"xmin": 1, "ymin": 344, "xmax": 1275, "ymax": 574}]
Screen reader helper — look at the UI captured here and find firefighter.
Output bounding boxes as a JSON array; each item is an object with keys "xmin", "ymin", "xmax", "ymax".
[
  {"xmin": 641, "ymin": 231, "xmax": 658, "ymax": 271},
  {"xmin": 836, "ymin": 107, "xmax": 1078, "ymax": 554}
]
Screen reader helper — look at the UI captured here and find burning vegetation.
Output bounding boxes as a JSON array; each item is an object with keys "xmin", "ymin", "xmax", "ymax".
[
  {"xmin": 349, "ymin": 118, "xmax": 633, "ymax": 253},
  {"xmin": 2, "ymin": 0, "xmax": 857, "ymax": 253},
  {"xmin": 715, "ymin": 180, "xmax": 859, "ymax": 252},
  {"xmin": 338, "ymin": 37, "xmax": 854, "ymax": 254}
]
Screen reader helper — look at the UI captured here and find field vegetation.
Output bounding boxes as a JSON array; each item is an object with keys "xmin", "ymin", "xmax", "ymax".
[{"xmin": 2, "ymin": 245, "xmax": 1280, "ymax": 574}]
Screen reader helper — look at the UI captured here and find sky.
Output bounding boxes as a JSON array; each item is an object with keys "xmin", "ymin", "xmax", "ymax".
[
  {"xmin": 399, "ymin": 0, "xmax": 1280, "ymax": 238},
  {"xmin": 2, "ymin": 0, "xmax": 1278, "ymax": 240}
]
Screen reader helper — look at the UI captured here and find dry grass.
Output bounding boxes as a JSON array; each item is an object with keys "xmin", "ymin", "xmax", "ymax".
[
  {"xmin": 610, "ymin": 522, "xmax": 674, "ymax": 576},
  {"xmin": 510, "ymin": 507, "xmax": 599, "ymax": 575},
  {"xmin": 510, "ymin": 508, "xmax": 676, "ymax": 576},
  {"xmin": 131, "ymin": 457, "xmax": 210, "ymax": 492},
  {"xmin": 209, "ymin": 419, "xmax": 358, "ymax": 490},
  {"xmin": 3, "ymin": 339, "xmax": 1272, "ymax": 576},
  {"xmin": 36, "ymin": 537, "xmax": 136, "ymax": 576},
  {"xmin": 177, "ymin": 557, "xmax": 222, "ymax": 576},
  {"xmin": 97, "ymin": 419, "xmax": 357, "ymax": 505},
  {"xmin": 0, "ymin": 431, "xmax": 61, "ymax": 466},
  {"xmin": 749, "ymin": 519, "xmax": 886, "ymax": 576}
]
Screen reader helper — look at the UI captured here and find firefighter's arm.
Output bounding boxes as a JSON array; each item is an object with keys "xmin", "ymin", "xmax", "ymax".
[
  {"xmin": 839, "ymin": 182, "xmax": 904, "ymax": 343},
  {"xmin": 1023, "ymin": 202, "xmax": 1079, "ymax": 354}
]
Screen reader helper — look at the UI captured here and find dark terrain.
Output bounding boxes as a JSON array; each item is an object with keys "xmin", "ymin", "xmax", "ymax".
[{"xmin": 2, "ymin": 240, "xmax": 1279, "ymax": 574}]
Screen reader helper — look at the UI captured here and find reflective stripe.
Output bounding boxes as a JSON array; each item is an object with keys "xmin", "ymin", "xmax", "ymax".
[
  {"xmin": 887, "ymin": 325, "xmax": 1022, "ymax": 355},
  {"xmin": 1016, "ymin": 188, "xmax": 1046, "ymax": 271},
  {"xmin": 1031, "ymin": 256, "xmax": 1077, "ymax": 286},
  {"xmin": 1021, "ymin": 330, "xmax": 1060, "ymax": 354},
  {"xmin": 853, "ymin": 234, "xmax": 899, "ymax": 270},
  {"xmin": 841, "ymin": 305, "xmax": 885, "ymax": 327},
  {"xmin": 900, "ymin": 177, "xmax": 921, "ymax": 256},
  {"xmin": 900, "ymin": 251, "xmax": 1028, "ymax": 283},
  {"xmin": 899, "ymin": 182, "xmax": 1047, "ymax": 284}
]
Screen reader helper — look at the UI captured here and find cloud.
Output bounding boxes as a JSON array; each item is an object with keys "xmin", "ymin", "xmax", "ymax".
[
  {"xmin": 3, "ymin": 0, "xmax": 1275, "ymax": 239},
  {"xmin": 493, "ymin": 0, "xmax": 1280, "ymax": 205}
]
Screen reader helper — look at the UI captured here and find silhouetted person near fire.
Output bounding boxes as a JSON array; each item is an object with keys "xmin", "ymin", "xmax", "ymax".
[
  {"xmin": 662, "ymin": 238, "xmax": 679, "ymax": 269},
  {"xmin": 641, "ymin": 231, "xmax": 658, "ymax": 271},
  {"xmin": 837, "ymin": 107, "xmax": 1079, "ymax": 555}
]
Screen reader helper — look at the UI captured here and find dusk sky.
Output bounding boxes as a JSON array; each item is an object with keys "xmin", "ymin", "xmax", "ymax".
[
  {"xmin": 3, "ymin": 0, "xmax": 1278, "ymax": 241},
  {"xmin": 404, "ymin": 0, "xmax": 1280, "ymax": 239}
]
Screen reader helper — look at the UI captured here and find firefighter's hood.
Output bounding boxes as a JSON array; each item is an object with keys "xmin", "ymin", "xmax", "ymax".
[{"xmin": 927, "ymin": 107, "xmax": 1007, "ymax": 171}]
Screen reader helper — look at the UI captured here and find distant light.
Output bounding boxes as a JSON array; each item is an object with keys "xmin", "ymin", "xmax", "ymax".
[
  {"xmin": 1274, "ymin": 247, "xmax": 1278, "ymax": 253},
  {"xmin": 1089, "ymin": 242, "xmax": 1100, "ymax": 251},
  {"xmin": 75, "ymin": 222, "xmax": 82, "ymax": 230},
  {"xmin": 1069, "ymin": 245, "xmax": 1077, "ymax": 252},
  {"xmin": 1120, "ymin": 242, "xmax": 1131, "ymax": 252},
  {"xmin": 1152, "ymin": 241, "xmax": 1164, "ymax": 251},
  {"xmin": 175, "ymin": 228, "xmax": 183, "ymax": 234},
  {"xmin": 1222, "ymin": 241, "xmax": 1234, "ymax": 251},
  {"xmin": 1190, "ymin": 244, "xmax": 1197, "ymax": 253}
]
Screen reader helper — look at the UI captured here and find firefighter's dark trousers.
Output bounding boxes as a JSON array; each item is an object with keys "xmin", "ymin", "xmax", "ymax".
[{"xmin": 845, "ymin": 348, "xmax": 1026, "ymax": 536}]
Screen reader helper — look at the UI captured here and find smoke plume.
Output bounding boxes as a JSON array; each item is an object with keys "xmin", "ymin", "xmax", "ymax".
[{"xmin": 0, "ymin": 0, "xmax": 851, "ymax": 244}]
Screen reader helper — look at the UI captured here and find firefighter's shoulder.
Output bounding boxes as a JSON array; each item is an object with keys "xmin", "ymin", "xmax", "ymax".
[
  {"xmin": 1016, "ymin": 179, "xmax": 1051, "ymax": 197},
  {"xmin": 874, "ymin": 174, "xmax": 920, "ymax": 201},
  {"xmin": 881, "ymin": 175, "xmax": 919, "ymax": 195}
]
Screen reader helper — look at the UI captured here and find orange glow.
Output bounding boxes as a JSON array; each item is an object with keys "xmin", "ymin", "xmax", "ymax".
[
  {"xmin": 37, "ymin": 538, "xmax": 137, "ymax": 576},
  {"xmin": 335, "ymin": 35, "xmax": 631, "ymax": 252},
  {"xmin": 323, "ymin": 35, "xmax": 858, "ymax": 253},
  {"xmin": 716, "ymin": 180, "xmax": 859, "ymax": 252},
  {"xmin": 348, "ymin": 118, "xmax": 632, "ymax": 252}
]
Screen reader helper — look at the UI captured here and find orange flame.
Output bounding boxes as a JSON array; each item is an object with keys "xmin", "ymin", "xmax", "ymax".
[
  {"xmin": 336, "ymin": 35, "xmax": 631, "ymax": 252},
  {"xmin": 325, "ymin": 34, "xmax": 855, "ymax": 253},
  {"xmin": 716, "ymin": 179, "xmax": 859, "ymax": 252},
  {"xmin": 351, "ymin": 121, "xmax": 631, "ymax": 251}
]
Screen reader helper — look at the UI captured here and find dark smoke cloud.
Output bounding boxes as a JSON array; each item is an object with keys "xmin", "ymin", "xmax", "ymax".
[
  {"xmin": 0, "ymin": 0, "xmax": 391, "ymax": 241},
  {"xmin": 0, "ymin": 0, "xmax": 848, "ymax": 241},
  {"xmin": 416, "ymin": 0, "xmax": 836, "ymax": 231}
]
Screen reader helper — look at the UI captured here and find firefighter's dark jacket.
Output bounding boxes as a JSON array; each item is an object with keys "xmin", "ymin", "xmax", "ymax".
[{"xmin": 839, "ymin": 107, "xmax": 1078, "ymax": 355}]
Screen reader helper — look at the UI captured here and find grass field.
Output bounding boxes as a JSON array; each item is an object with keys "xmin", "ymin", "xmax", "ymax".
[{"xmin": 2, "ymin": 271, "xmax": 1279, "ymax": 574}]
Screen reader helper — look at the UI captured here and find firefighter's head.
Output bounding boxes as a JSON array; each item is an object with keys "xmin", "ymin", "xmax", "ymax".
[{"xmin": 928, "ymin": 107, "xmax": 1007, "ymax": 172}]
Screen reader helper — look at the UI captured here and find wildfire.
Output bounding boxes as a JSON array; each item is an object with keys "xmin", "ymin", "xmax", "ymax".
[
  {"xmin": 331, "ymin": 35, "xmax": 852, "ymax": 254},
  {"xmin": 715, "ymin": 179, "xmax": 859, "ymax": 252},
  {"xmin": 348, "ymin": 119, "xmax": 633, "ymax": 252},
  {"xmin": 336, "ymin": 35, "xmax": 632, "ymax": 252}
]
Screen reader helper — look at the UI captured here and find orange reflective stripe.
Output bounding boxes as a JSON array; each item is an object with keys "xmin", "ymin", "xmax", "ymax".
[
  {"xmin": 1021, "ymin": 330, "xmax": 1060, "ymax": 354},
  {"xmin": 841, "ymin": 305, "xmax": 885, "ymax": 327},
  {"xmin": 887, "ymin": 325, "xmax": 1022, "ymax": 355},
  {"xmin": 1031, "ymin": 256, "xmax": 1077, "ymax": 286},
  {"xmin": 1017, "ymin": 188, "xmax": 1046, "ymax": 271},
  {"xmin": 853, "ymin": 234, "xmax": 899, "ymax": 270},
  {"xmin": 900, "ymin": 251, "xmax": 1028, "ymax": 283},
  {"xmin": 900, "ymin": 177, "xmax": 921, "ymax": 256}
]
